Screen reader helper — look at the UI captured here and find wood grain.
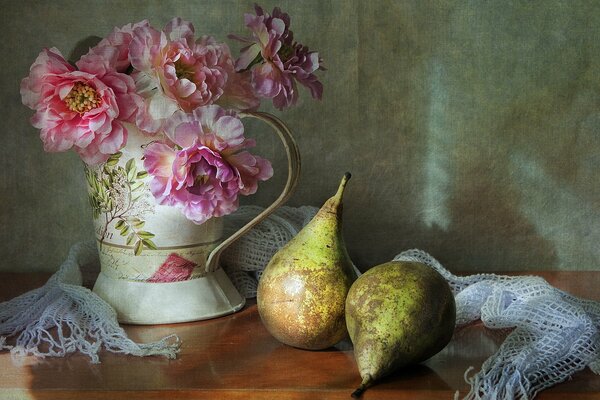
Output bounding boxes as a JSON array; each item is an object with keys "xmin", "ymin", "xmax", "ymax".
[{"xmin": 1, "ymin": 271, "xmax": 599, "ymax": 399}]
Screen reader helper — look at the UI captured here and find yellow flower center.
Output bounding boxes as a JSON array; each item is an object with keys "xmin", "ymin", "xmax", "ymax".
[{"xmin": 64, "ymin": 82, "xmax": 102, "ymax": 114}]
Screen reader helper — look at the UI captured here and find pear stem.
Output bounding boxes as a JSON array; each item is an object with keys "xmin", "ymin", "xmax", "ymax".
[
  {"xmin": 333, "ymin": 172, "xmax": 352, "ymax": 206},
  {"xmin": 351, "ymin": 374, "xmax": 372, "ymax": 398}
]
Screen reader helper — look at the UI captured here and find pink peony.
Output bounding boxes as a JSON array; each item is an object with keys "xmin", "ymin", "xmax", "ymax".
[
  {"xmin": 231, "ymin": 4, "xmax": 324, "ymax": 109},
  {"xmin": 143, "ymin": 105, "xmax": 272, "ymax": 224},
  {"xmin": 130, "ymin": 18, "xmax": 257, "ymax": 133},
  {"xmin": 87, "ymin": 20, "xmax": 150, "ymax": 73},
  {"xmin": 216, "ymin": 69, "xmax": 260, "ymax": 111},
  {"xmin": 20, "ymin": 47, "xmax": 143, "ymax": 165}
]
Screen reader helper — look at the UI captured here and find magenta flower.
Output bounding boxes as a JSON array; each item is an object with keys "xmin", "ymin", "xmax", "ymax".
[
  {"xmin": 231, "ymin": 4, "xmax": 324, "ymax": 109},
  {"xmin": 143, "ymin": 105, "xmax": 272, "ymax": 224},
  {"xmin": 129, "ymin": 18, "xmax": 257, "ymax": 133},
  {"xmin": 20, "ymin": 47, "xmax": 142, "ymax": 165}
]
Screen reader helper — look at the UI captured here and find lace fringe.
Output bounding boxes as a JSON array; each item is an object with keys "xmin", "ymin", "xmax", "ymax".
[{"xmin": 0, "ymin": 241, "xmax": 179, "ymax": 363}]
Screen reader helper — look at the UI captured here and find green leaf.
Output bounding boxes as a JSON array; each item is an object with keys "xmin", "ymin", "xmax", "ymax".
[
  {"xmin": 126, "ymin": 158, "xmax": 136, "ymax": 172},
  {"xmin": 84, "ymin": 171, "xmax": 95, "ymax": 187},
  {"xmin": 119, "ymin": 224, "xmax": 130, "ymax": 236},
  {"xmin": 133, "ymin": 220, "xmax": 145, "ymax": 229},
  {"xmin": 134, "ymin": 240, "xmax": 143, "ymax": 256},
  {"xmin": 126, "ymin": 232, "xmax": 136, "ymax": 246},
  {"xmin": 131, "ymin": 182, "xmax": 145, "ymax": 192},
  {"xmin": 240, "ymin": 51, "xmax": 264, "ymax": 73},
  {"xmin": 136, "ymin": 171, "xmax": 149, "ymax": 179},
  {"xmin": 114, "ymin": 220, "xmax": 125, "ymax": 230},
  {"xmin": 106, "ymin": 158, "xmax": 119, "ymax": 167},
  {"xmin": 137, "ymin": 231, "xmax": 155, "ymax": 239},
  {"xmin": 131, "ymin": 193, "xmax": 144, "ymax": 202},
  {"xmin": 142, "ymin": 239, "xmax": 157, "ymax": 250}
]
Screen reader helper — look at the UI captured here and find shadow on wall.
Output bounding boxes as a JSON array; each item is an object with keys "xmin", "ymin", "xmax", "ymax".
[
  {"xmin": 345, "ymin": 0, "xmax": 600, "ymax": 272},
  {"xmin": 69, "ymin": 36, "xmax": 102, "ymax": 63}
]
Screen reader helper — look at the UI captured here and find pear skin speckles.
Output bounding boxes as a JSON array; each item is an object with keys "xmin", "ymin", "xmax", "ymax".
[
  {"xmin": 257, "ymin": 173, "xmax": 357, "ymax": 350},
  {"xmin": 346, "ymin": 261, "xmax": 456, "ymax": 397}
]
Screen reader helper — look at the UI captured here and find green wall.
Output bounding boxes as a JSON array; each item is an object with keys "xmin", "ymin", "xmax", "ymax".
[{"xmin": 1, "ymin": 0, "xmax": 599, "ymax": 272}]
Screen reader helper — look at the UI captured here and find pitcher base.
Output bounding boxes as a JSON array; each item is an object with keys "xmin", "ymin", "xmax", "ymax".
[{"xmin": 92, "ymin": 268, "xmax": 246, "ymax": 324}]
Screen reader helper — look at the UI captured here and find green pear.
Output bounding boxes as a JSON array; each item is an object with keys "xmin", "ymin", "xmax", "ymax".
[
  {"xmin": 346, "ymin": 261, "xmax": 456, "ymax": 397},
  {"xmin": 257, "ymin": 173, "xmax": 358, "ymax": 350}
]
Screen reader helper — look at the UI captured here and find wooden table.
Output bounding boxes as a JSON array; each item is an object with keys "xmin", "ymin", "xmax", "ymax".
[{"xmin": 1, "ymin": 271, "xmax": 600, "ymax": 399}]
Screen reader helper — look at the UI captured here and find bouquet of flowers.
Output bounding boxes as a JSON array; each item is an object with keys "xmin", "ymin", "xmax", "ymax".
[{"xmin": 20, "ymin": 4, "xmax": 324, "ymax": 225}]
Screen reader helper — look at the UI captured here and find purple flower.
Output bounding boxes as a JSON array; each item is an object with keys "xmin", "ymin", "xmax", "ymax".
[
  {"xmin": 231, "ymin": 4, "xmax": 324, "ymax": 109},
  {"xmin": 143, "ymin": 105, "xmax": 272, "ymax": 224}
]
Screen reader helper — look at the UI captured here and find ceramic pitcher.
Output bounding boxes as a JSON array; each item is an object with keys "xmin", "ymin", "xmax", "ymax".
[{"xmin": 85, "ymin": 112, "xmax": 300, "ymax": 324}]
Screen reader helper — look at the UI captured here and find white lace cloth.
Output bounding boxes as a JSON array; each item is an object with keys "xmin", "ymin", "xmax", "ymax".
[
  {"xmin": 0, "ymin": 241, "xmax": 179, "ymax": 364},
  {"xmin": 1, "ymin": 205, "xmax": 599, "ymax": 400},
  {"xmin": 394, "ymin": 249, "xmax": 600, "ymax": 400}
]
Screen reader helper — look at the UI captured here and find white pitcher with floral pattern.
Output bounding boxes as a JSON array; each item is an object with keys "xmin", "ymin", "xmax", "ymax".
[
  {"xmin": 19, "ymin": 6, "xmax": 321, "ymax": 324},
  {"xmin": 88, "ymin": 112, "xmax": 299, "ymax": 324}
]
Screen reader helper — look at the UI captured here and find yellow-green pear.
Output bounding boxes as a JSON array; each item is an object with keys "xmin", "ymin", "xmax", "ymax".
[
  {"xmin": 257, "ymin": 173, "xmax": 357, "ymax": 350},
  {"xmin": 346, "ymin": 261, "xmax": 456, "ymax": 397}
]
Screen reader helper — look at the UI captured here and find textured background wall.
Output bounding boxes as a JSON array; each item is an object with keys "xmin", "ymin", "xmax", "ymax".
[{"xmin": 1, "ymin": 0, "xmax": 599, "ymax": 273}]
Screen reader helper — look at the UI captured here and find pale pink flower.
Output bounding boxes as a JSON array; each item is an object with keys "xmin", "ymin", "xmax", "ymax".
[
  {"xmin": 231, "ymin": 5, "xmax": 324, "ymax": 109},
  {"xmin": 87, "ymin": 20, "xmax": 150, "ymax": 72},
  {"xmin": 216, "ymin": 69, "xmax": 260, "ymax": 111},
  {"xmin": 20, "ymin": 47, "xmax": 142, "ymax": 164},
  {"xmin": 143, "ymin": 105, "xmax": 272, "ymax": 224},
  {"xmin": 130, "ymin": 19, "xmax": 257, "ymax": 133}
]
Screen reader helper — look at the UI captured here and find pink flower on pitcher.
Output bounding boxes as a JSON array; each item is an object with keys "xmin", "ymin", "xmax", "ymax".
[
  {"xmin": 20, "ymin": 47, "xmax": 142, "ymax": 165},
  {"xmin": 143, "ymin": 105, "xmax": 272, "ymax": 224},
  {"xmin": 231, "ymin": 4, "xmax": 324, "ymax": 109},
  {"xmin": 130, "ymin": 18, "xmax": 257, "ymax": 133}
]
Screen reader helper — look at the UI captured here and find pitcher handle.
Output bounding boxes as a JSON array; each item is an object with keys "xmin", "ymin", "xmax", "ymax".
[{"xmin": 205, "ymin": 111, "xmax": 301, "ymax": 273}]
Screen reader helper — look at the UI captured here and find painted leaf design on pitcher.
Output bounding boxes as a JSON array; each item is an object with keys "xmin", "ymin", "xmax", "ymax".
[{"xmin": 85, "ymin": 151, "xmax": 156, "ymax": 255}]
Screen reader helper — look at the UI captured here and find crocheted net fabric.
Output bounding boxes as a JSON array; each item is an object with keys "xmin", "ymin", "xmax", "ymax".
[{"xmin": 395, "ymin": 249, "xmax": 600, "ymax": 400}]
